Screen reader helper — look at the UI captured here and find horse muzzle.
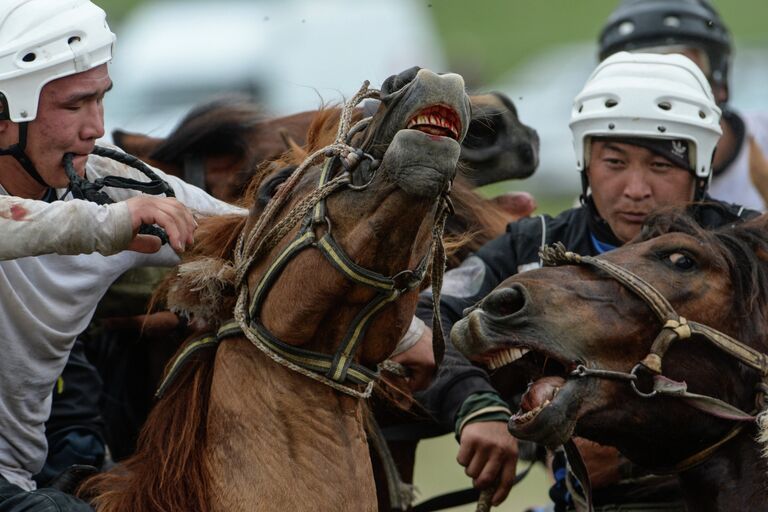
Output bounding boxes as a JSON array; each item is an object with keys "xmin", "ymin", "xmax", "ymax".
[{"xmin": 382, "ymin": 129, "xmax": 461, "ymax": 198}]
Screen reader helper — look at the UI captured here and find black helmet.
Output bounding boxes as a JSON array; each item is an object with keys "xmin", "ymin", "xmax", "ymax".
[{"xmin": 598, "ymin": 0, "xmax": 731, "ymax": 94}]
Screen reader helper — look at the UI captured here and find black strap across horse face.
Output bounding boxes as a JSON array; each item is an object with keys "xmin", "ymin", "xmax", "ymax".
[{"xmin": 244, "ymin": 157, "xmax": 431, "ymax": 387}]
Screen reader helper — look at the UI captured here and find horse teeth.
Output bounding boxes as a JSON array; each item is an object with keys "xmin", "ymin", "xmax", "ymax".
[{"xmin": 487, "ymin": 347, "xmax": 530, "ymax": 370}]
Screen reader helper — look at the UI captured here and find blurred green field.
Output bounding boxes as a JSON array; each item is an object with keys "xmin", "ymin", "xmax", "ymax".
[{"xmin": 428, "ymin": 0, "xmax": 768, "ymax": 87}]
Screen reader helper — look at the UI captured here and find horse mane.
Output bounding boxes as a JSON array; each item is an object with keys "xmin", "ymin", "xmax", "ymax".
[
  {"xmin": 79, "ymin": 342, "xmax": 218, "ymax": 512},
  {"xmin": 444, "ymin": 171, "xmax": 511, "ymax": 268}
]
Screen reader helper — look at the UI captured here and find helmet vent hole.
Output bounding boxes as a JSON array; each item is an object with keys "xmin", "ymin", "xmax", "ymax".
[
  {"xmin": 577, "ymin": 104, "xmax": 583, "ymax": 113},
  {"xmin": 657, "ymin": 126, "xmax": 667, "ymax": 133},
  {"xmin": 68, "ymin": 36, "xmax": 81, "ymax": 45},
  {"xmin": 605, "ymin": 99, "xmax": 618, "ymax": 108},
  {"xmin": 618, "ymin": 21, "xmax": 634, "ymax": 35},
  {"xmin": 22, "ymin": 53, "xmax": 35, "ymax": 63},
  {"xmin": 699, "ymin": 110, "xmax": 706, "ymax": 119},
  {"xmin": 658, "ymin": 101, "xmax": 672, "ymax": 111}
]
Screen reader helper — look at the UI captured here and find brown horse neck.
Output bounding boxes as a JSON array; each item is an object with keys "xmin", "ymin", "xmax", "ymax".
[
  {"xmin": 204, "ymin": 338, "xmax": 377, "ymax": 511},
  {"xmin": 678, "ymin": 425, "xmax": 768, "ymax": 512}
]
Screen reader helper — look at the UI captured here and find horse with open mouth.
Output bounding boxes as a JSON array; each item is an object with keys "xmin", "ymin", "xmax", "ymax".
[
  {"xmin": 452, "ymin": 208, "xmax": 768, "ymax": 512},
  {"xmin": 79, "ymin": 67, "xmax": 470, "ymax": 512}
]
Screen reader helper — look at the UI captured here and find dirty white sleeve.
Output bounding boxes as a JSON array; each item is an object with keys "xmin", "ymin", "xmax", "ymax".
[
  {"xmin": 391, "ymin": 316, "xmax": 426, "ymax": 357},
  {"xmin": 0, "ymin": 197, "xmax": 133, "ymax": 260}
]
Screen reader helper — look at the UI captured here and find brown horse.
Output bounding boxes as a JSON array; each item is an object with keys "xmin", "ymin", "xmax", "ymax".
[
  {"xmin": 80, "ymin": 68, "xmax": 470, "ymax": 512},
  {"xmin": 452, "ymin": 209, "xmax": 768, "ymax": 512}
]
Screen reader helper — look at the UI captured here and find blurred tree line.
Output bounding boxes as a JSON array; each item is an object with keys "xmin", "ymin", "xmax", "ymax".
[{"xmin": 100, "ymin": 0, "xmax": 767, "ymax": 87}]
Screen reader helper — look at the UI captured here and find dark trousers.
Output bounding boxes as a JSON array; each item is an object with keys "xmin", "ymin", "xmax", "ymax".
[
  {"xmin": 0, "ymin": 474, "xmax": 93, "ymax": 512},
  {"xmin": 35, "ymin": 340, "xmax": 105, "ymax": 487}
]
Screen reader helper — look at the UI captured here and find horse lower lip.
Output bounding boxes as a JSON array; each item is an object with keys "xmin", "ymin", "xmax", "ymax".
[{"xmin": 411, "ymin": 125, "xmax": 457, "ymax": 140}]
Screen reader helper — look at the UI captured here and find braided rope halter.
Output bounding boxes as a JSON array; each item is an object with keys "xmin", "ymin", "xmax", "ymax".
[{"xmin": 222, "ymin": 81, "xmax": 453, "ymax": 398}]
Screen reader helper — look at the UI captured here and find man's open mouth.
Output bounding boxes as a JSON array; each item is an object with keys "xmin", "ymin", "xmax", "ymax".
[{"xmin": 406, "ymin": 105, "xmax": 461, "ymax": 141}]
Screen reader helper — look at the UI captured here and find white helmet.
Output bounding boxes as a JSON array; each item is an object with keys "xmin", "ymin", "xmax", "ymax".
[
  {"xmin": 570, "ymin": 52, "xmax": 722, "ymax": 180},
  {"xmin": 0, "ymin": 0, "xmax": 115, "ymax": 122}
]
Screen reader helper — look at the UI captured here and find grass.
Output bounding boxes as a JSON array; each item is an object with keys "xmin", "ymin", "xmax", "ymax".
[{"xmin": 413, "ymin": 435, "xmax": 551, "ymax": 512}]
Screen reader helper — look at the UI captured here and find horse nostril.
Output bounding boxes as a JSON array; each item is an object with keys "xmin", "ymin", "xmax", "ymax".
[
  {"xmin": 518, "ymin": 143, "xmax": 534, "ymax": 165},
  {"xmin": 482, "ymin": 284, "xmax": 527, "ymax": 318}
]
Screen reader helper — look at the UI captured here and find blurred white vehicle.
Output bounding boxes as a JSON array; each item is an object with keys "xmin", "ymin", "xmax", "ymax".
[
  {"xmin": 104, "ymin": 0, "xmax": 446, "ymax": 138},
  {"xmin": 495, "ymin": 42, "xmax": 768, "ymax": 195}
]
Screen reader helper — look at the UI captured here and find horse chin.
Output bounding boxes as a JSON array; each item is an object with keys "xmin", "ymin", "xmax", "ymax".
[
  {"xmin": 383, "ymin": 129, "xmax": 461, "ymax": 198},
  {"xmin": 507, "ymin": 377, "xmax": 590, "ymax": 448}
]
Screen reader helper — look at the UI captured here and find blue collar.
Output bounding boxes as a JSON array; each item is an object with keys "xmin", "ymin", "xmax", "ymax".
[{"xmin": 590, "ymin": 232, "xmax": 617, "ymax": 254}]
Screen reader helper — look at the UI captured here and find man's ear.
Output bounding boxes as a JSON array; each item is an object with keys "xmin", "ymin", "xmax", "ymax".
[{"xmin": 0, "ymin": 120, "xmax": 10, "ymax": 134}]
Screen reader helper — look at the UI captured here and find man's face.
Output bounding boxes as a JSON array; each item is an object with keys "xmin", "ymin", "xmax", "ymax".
[
  {"xmin": 587, "ymin": 140, "xmax": 695, "ymax": 243},
  {"xmin": 3, "ymin": 64, "xmax": 112, "ymax": 188}
]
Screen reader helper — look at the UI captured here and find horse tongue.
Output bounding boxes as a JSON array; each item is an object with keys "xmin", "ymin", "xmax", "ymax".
[{"xmin": 520, "ymin": 376, "xmax": 566, "ymax": 412}]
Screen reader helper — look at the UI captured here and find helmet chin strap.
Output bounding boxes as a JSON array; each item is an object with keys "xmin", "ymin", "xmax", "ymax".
[{"xmin": 0, "ymin": 122, "xmax": 50, "ymax": 188}]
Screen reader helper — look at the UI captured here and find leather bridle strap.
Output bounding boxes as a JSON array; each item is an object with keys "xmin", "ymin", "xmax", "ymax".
[
  {"xmin": 155, "ymin": 319, "xmax": 243, "ymax": 399},
  {"xmin": 540, "ymin": 243, "xmax": 768, "ymax": 381},
  {"xmin": 539, "ymin": 242, "xmax": 768, "ymax": 506}
]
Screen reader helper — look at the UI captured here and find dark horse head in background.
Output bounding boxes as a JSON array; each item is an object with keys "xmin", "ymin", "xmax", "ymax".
[
  {"xmin": 112, "ymin": 88, "xmax": 539, "ymax": 200},
  {"xmin": 453, "ymin": 208, "xmax": 768, "ymax": 512}
]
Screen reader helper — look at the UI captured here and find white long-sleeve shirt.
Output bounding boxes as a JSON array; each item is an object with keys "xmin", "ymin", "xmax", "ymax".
[
  {"xmin": 0, "ymin": 147, "xmax": 246, "ymax": 490},
  {"xmin": 709, "ymin": 111, "xmax": 768, "ymax": 211},
  {"xmin": 0, "ymin": 197, "xmax": 133, "ymax": 260}
]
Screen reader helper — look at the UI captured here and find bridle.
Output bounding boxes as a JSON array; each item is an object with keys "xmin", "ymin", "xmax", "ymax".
[
  {"xmin": 540, "ymin": 242, "xmax": 768, "ymax": 421},
  {"xmin": 539, "ymin": 242, "xmax": 768, "ymax": 509},
  {"xmin": 228, "ymin": 80, "xmax": 452, "ymax": 398}
]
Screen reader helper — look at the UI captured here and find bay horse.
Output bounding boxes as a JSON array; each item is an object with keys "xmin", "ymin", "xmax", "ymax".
[
  {"xmin": 80, "ymin": 68, "xmax": 471, "ymax": 511},
  {"xmin": 452, "ymin": 208, "xmax": 768, "ymax": 512}
]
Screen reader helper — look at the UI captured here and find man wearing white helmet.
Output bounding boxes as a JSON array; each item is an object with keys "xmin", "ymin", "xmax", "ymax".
[
  {"xmin": 598, "ymin": 0, "xmax": 768, "ymax": 212},
  {"xmin": 0, "ymin": 1, "xmax": 245, "ymax": 508},
  {"xmin": 414, "ymin": 52, "xmax": 758, "ymax": 511}
]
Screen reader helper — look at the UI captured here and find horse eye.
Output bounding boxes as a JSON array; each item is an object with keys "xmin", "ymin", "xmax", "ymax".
[
  {"xmin": 668, "ymin": 252, "xmax": 696, "ymax": 270},
  {"xmin": 257, "ymin": 166, "xmax": 296, "ymax": 206}
]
